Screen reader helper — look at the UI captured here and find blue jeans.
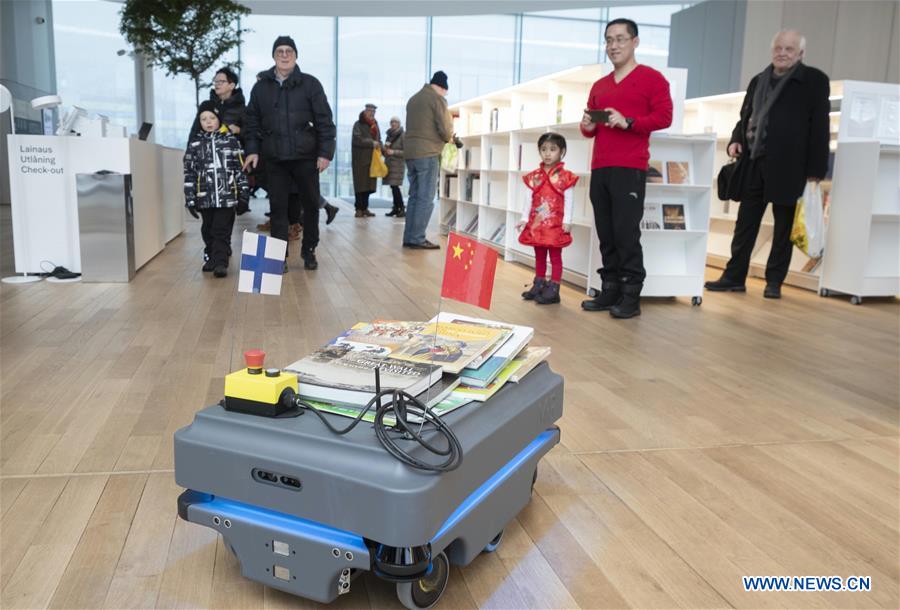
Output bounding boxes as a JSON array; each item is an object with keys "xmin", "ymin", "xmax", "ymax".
[{"xmin": 403, "ymin": 156, "xmax": 440, "ymax": 245}]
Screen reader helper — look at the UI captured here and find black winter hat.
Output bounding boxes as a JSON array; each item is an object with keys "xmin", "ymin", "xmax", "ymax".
[
  {"xmin": 272, "ymin": 35, "xmax": 298, "ymax": 56},
  {"xmin": 430, "ymin": 70, "xmax": 449, "ymax": 90},
  {"xmin": 196, "ymin": 100, "xmax": 220, "ymax": 121}
]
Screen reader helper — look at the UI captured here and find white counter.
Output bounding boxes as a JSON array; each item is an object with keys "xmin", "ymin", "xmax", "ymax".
[{"xmin": 7, "ymin": 135, "xmax": 185, "ymax": 273}]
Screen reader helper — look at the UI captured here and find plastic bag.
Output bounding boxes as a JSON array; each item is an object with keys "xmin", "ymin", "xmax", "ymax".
[
  {"xmin": 790, "ymin": 181, "xmax": 825, "ymax": 258},
  {"xmin": 440, "ymin": 142, "xmax": 459, "ymax": 173},
  {"xmin": 369, "ymin": 148, "xmax": 388, "ymax": 178}
]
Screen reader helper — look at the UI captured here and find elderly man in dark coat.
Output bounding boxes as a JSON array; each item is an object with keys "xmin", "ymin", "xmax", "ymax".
[
  {"xmin": 351, "ymin": 103, "xmax": 380, "ymax": 217},
  {"xmin": 705, "ymin": 29, "xmax": 830, "ymax": 299}
]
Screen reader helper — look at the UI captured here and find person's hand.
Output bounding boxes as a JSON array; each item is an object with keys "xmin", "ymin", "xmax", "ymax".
[
  {"xmin": 242, "ymin": 154, "xmax": 259, "ymax": 171},
  {"xmin": 605, "ymin": 108, "xmax": 627, "ymax": 129},
  {"xmin": 384, "ymin": 149, "xmax": 393, "ymax": 156},
  {"xmin": 317, "ymin": 157, "xmax": 330, "ymax": 173},
  {"xmin": 228, "ymin": 124, "xmax": 241, "ymax": 134},
  {"xmin": 807, "ymin": 177, "xmax": 822, "ymax": 183},
  {"xmin": 727, "ymin": 142, "xmax": 742, "ymax": 158},
  {"xmin": 581, "ymin": 111, "xmax": 595, "ymax": 130},
  {"xmin": 186, "ymin": 205, "xmax": 199, "ymax": 219},
  {"xmin": 562, "ymin": 223, "xmax": 571, "ymax": 233},
  {"xmin": 515, "ymin": 220, "xmax": 526, "ymax": 231}
]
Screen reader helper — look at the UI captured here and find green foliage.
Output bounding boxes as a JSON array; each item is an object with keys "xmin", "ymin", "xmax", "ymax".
[{"xmin": 119, "ymin": 0, "xmax": 250, "ymax": 104}]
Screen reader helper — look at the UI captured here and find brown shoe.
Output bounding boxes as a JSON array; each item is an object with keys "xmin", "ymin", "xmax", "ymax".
[{"xmin": 256, "ymin": 221, "xmax": 271, "ymax": 231}]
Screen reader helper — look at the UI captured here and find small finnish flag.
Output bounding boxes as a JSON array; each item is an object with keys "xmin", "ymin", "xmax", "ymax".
[{"xmin": 238, "ymin": 231, "xmax": 287, "ymax": 295}]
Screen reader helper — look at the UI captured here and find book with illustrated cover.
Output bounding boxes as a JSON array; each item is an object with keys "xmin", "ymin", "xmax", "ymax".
[
  {"xmin": 641, "ymin": 201, "xmax": 662, "ymax": 230},
  {"xmin": 348, "ymin": 320, "xmax": 508, "ymax": 375},
  {"xmin": 447, "ymin": 314, "xmax": 533, "ymax": 388},
  {"xmin": 662, "ymin": 203, "xmax": 687, "ymax": 230},
  {"xmin": 303, "ymin": 392, "xmax": 473, "ymax": 426},
  {"xmin": 508, "ymin": 346, "xmax": 551, "ymax": 383},
  {"xmin": 666, "ymin": 161, "xmax": 690, "ymax": 184},
  {"xmin": 452, "ymin": 357, "xmax": 525, "ymax": 402},
  {"xmin": 647, "ymin": 160, "xmax": 665, "ymax": 183},
  {"xmin": 284, "ymin": 338, "xmax": 443, "ymax": 406}
]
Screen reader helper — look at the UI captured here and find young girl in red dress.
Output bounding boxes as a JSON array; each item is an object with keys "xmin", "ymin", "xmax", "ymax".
[{"xmin": 517, "ymin": 132, "xmax": 578, "ymax": 304}]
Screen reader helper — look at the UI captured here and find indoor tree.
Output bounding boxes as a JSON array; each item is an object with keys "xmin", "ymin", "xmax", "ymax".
[{"xmin": 119, "ymin": 0, "xmax": 250, "ymax": 105}]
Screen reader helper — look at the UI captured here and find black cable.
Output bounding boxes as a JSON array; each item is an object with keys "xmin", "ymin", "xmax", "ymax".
[{"xmin": 289, "ymin": 390, "xmax": 463, "ymax": 473}]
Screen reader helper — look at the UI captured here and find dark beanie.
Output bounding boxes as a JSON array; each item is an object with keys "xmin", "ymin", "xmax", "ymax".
[
  {"xmin": 196, "ymin": 100, "xmax": 219, "ymax": 120},
  {"xmin": 272, "ymin": 35, "xmax": 298, "ymax": 56},
  {"xmin": 430, "ymin": 70, "xmax": 449, "ymax": 90}
]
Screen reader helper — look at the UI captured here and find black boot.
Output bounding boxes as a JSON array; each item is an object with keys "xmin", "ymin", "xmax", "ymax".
[
  {"xmin": 303, "ymin": 250, "xmax": 318, "ymax": 270},
  {"xmin": 521, "ymin": 277, "xmax": 546, "ymax": 300},
  {"xmin": 535, "ymin": 281, "xmax": 561, "ymax": 305},
  {"xmin": 395, "ymin": 205, "xmax": 405, "ymax": 218},
  {"xmin": 325, "ymin": 203, "xmax": 339, "ymax": 225},
  {"xmin": 610, "ymin": 283, "xmax": 641, "ymax": 318},
  {"xmin": 704, "ymin": 276, "xmax": 746, "ymax": 292},
  {"xmin": 581, "ymin": 281, "xmax": 621, "ymax": 311}
]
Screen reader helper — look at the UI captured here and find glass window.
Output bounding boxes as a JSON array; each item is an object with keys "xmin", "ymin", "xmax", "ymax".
[
  {"xmin": 336, "ymin": 17, "xmax": 426, "ymax": 197},
  {"xmin": 525, "ymin": 9, "xmax": 604, "ymax": 20},
  {"xmin": 521, "ymin": 17, "xmax": 601, "ymax": 81},
  {"xmin": 431, "ymin": 15, "xmax": 516, "ymax": 104},
  {"xmin": 52, "ymin": 0, "xmax": 137, "ymax": 133},
  {"xmin": 608, "ymin": 4, "xmax": 684, "ymax": 26},
  {"xmin": 634, "ymin": 25, "xmax": 671, "ymax": 68}
]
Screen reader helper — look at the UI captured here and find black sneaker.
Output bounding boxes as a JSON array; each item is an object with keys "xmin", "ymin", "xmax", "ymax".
[
  {"xmin": 704, "ymin": 277, "xmax": 746, "ymax": 292},
  {"xmin": 325, "ymin": 203, "xmax": 339, "ymax": 225},
  {"xmin": 213, "ymin": 266, "xmax": 228, "ymax": 278},
  {"xmin": 764, "ymin": 283, "xmax": 782, "ymax": 299},
  {"xmin": 202, "ymin": 261, "xmax": 215, "ymax": 272},
  {"xmin": 304, "ymin": 253, "xmax": 318, "ymax": 270},
  {"xmin": 408, "ymin": 240, "xmax": 440, "ymax": 250}
]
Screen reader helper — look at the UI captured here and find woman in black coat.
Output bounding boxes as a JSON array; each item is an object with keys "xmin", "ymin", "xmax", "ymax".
[{"xmin": 187, "ymin": 67, "xmax": 247, "ymax": 145}]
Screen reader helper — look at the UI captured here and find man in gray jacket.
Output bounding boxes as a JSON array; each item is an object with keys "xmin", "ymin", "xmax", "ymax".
[{"xmin": 402, "ymin": 71, "xmax": 453, "ymax": 250}]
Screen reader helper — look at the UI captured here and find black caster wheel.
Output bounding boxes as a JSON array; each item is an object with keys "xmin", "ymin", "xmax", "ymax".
[
  {"xmin": 396, "ymin": 551, "xmax": 449, "ymax": 610},
  {"xmin": 483, "ymin": 530, "xmax": 504, "ymax": 553},
  {"xmin": 691, "ymin": 296, "xmax": 702, "ymax": 306},
  {"xmin": 851, "ymin": 296, "xmax": 862, "ymax": 305},
  {"xmin": 819, "ymin": 288, "xmax": 830, "ymax": 297}
]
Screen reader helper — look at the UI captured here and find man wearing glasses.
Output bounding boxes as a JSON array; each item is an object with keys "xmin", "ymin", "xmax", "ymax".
[
  {"xmin": 244, "ymin": 36, "xmax": 336, "ymax": 271},
  {"xmin": 580, "ymin": 18, "xmax": 672, "ymax": 319}
]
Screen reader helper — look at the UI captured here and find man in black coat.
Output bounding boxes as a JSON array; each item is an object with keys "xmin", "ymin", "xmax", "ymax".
[
  {"xmin": 243, "ymin": 36, "xmax": 336, "ymax": 271},
  {"xmin": 705, "ymin": 29, "xmax": 830, "ymax": 299}
]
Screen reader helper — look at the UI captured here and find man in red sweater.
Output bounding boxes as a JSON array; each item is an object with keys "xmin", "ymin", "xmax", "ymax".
[{"xmin": 580, "ymin": 18, "xmax": 672, "ymax": 318}]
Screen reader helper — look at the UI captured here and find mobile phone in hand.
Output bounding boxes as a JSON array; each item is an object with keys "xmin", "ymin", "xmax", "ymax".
[{"xmin": 586, "ymin": 109, "xmax": 611, "ymax": 124}]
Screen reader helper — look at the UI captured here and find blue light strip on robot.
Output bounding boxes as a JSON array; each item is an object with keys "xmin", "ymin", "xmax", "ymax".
[
  {"xmin": 431, "ymin": 429, "xmax": 557, "ymax": 544},
  {"xmin": 202, "ymin": 496, "xmax": 369, "ymax": 552}
]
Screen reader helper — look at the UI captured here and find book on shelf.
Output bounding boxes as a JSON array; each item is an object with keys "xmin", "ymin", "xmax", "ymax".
[
  {"xmin": 556, "ymin": 94, "xmax": 563, "ymax": 124},
  {"xmin": 490, "ymin": 107, "xmax": 499, "ymax": 132},
  {"xmin": 443, "ymin": 176, "xmax": 451, "ymax": 198},
  {"xmin": 451, "ymin": 314, "xmax": 534, "ymax": 388},
  {"xmin": 662, "ymin": 203, "xmax": 687, "ymax": 230},
  {"xmin": 463, "ymin": 215, "xmax": 479, "ymax": 234},
  {"xmin": 464, "ymin": 173, "xmax": 479, "ymax": 201},
  {"xmin": 471, "ymin": 177, "xmax": 481, "ymax": 203},
  {"xmin": 647, "ymin": 160, "xmax": 665, "ymax": 183},
  {"xmin": 486, "ymin": 181, "xmax": 491, "ymax": 205},
  {"xmin": 641, "ymin": 201, "xmax": 663, "ymax": 230},
  {"xmin": 489, "ymin": 223, "xmax": 506, "ymax": 244},
  {"xmin": 666, "ymin": 160, "xmax": 690, "ymax": 184},
  {"xmin": 517, "ymin": 144, "xmax": 523, "ymax": 171},
  {"xmin": 508, "ymin": 346, "xmax": 551, "ymax": 383},
  {"xmin": 284, "ymin": 336, "xmax": 443, "ymax": 406},
  {"xmin": 464, "ymin": 148, "xmax": 471, "ymax": 169},
  {"xmin": 443, "ymin": 209, "xmax": 457, "ymax": 229}
]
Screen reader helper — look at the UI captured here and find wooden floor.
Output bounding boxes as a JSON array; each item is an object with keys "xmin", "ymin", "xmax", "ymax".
[{"xmin": 1, "ymin": 201, "xmax": 898, "ymax": 610}]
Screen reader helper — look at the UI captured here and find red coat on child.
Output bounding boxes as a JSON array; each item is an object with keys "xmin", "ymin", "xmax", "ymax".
[{"xmin": 518, "ymin": 163, "xmax": 578, "ymax": 248}]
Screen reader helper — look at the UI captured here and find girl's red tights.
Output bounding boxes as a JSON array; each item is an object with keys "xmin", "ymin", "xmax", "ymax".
[{"xmin": 534, "ymin": 246, "xmax": 562, "ymax": 282}]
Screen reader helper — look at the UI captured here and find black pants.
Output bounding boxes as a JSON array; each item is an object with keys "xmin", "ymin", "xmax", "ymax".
[
  {"xmin": 267, "ymin": 158, "xmax": 320, "ymax": 254},
  {"xmin": 199, "ymin": 207, "xmax": 236, "ymax": 267},
  {"xmin": 723, "ymin": 158, "xmax": 796, "ymax": 285},
  {"xmin": 390, "ymin": 185, "xmax": 404, "ymax": 209},
  {"xmin": 590, "ymin": 167, "xmax": 647, "ymax": 285},
  {"xmin": 354, "ymin": 190, "xmax": 373, "ymax": 210}
]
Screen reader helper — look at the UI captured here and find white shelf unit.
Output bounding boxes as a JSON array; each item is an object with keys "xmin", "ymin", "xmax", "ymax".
[
  {"xmin": 819, "ymin": 142, "xmax": 900, "ymax": 304},
  {"xmin": 441, "ymin": 63, "xmax": 706, "ymax": 301}
]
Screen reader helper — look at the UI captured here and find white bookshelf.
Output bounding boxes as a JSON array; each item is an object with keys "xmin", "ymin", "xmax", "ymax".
[
  {"xmin": 819, "ymin": 142, "xmax": 900, "ymax": 304},
  {"xmin": 442, "ymin": 64, "xmax": 709, "ymax": 304}
]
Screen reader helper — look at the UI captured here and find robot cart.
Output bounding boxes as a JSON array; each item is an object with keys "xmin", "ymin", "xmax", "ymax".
[{"xmin": 174, "ymin": 362, "xmax": 564, "ymax": 609}]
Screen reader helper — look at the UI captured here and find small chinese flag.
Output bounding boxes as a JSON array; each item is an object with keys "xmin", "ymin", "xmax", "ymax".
[{"xmin": 440, "ymin": 232, "xmax": 498, "ymax": 309}]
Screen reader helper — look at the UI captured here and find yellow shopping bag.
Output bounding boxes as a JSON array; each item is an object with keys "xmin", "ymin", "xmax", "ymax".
[{"xmin": 369, "ymin": 148, "xmax": 388, "ymax": 178}]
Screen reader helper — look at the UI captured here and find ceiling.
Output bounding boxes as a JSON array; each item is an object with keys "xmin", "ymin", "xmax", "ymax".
[{"xmin": 237, "ymin": 1, "xmax": 686, "ymax": 17}]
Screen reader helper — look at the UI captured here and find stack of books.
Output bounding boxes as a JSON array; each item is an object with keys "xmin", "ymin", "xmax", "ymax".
[{"xmin": 282, "ymin": 314, "xmax": 551, "ymax": 421}]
